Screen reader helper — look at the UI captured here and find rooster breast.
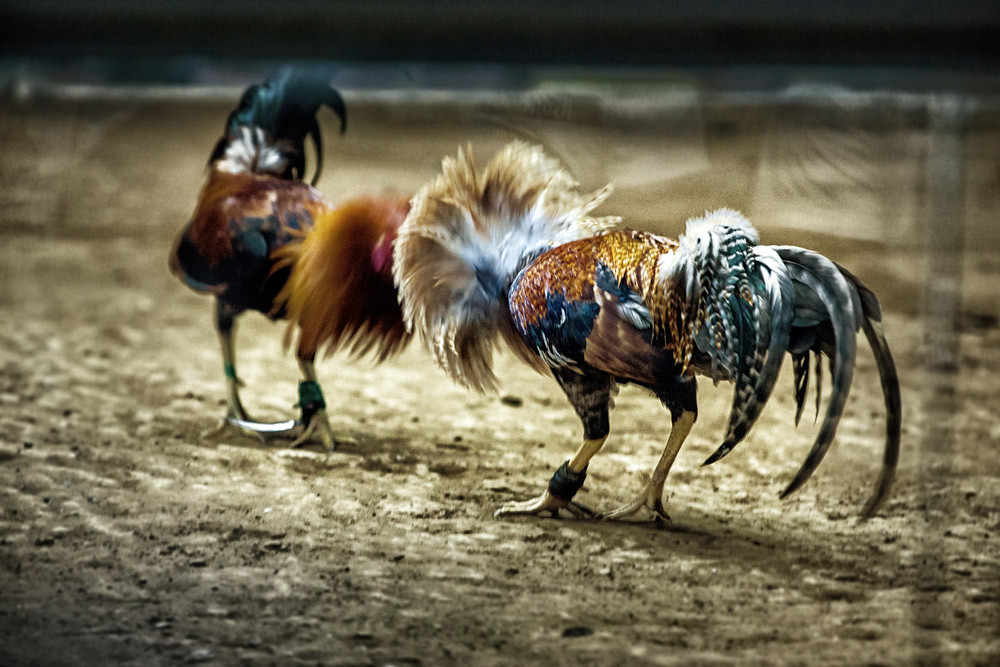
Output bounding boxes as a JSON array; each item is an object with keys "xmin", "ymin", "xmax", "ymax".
[{"xmin": 169, "ymin": 170, "xmax": 331, "ymax": 315}]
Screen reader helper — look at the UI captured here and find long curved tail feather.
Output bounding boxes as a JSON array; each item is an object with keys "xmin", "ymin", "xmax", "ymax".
[
  {"xmin": 656, "ymin": 210, "xmax": 773, "ymax": 457},
  {"xmin": 835, "ymin": 261, "xmax": 900, "ymax": 518},
  {"xmin": 857, "ymin": 316, "xmax": 901, "ymax": 519},
  {"xmin": 702, "ymin": 245, "xmax": 795, "ymax": 465},
  {"xmin": 771, "ymin": 248, "xmax": 858, "ymax": 499},
  {"xmin": 393, "ymin": 141, "xmax": 618, "ymax": 392},
  {"xmin": 699, "ymin": 242, "xmax": 899, "ymax": 517}
]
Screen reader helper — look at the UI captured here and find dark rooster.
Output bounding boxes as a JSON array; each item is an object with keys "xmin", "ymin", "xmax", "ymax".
[
  {"xmin": 169, "ymin": 71, "xmax": 410, "ymax": 449},
  {"xmin": 394, "ymin": 142, "xmax": 900, "ymax": 521}
]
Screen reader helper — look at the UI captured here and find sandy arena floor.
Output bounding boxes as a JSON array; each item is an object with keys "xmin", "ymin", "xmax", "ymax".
[{"xmin": 1, "ymin": 90, "xmax": 998, "ymax": 666}]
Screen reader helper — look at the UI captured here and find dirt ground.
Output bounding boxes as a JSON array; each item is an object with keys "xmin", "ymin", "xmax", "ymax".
[{"xmin": 1, "ymin": 89, "xmax": 999, "ymax": 666}]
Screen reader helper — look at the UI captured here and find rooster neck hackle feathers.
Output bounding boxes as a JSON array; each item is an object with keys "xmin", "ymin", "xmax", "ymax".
[
  {"xmin": 216, "ymin": 126, "xmax": 295, "ymax": 179},
  {"xmin": 208, "ymin": 70, "xmax": 347, "ymax": 186},
  {"xmin": 393, "ymin": 141, "xmax": 619, "ymax": 392}
]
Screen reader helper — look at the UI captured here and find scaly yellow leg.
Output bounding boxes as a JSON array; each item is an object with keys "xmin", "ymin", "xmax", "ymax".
[
  {"xmin": 601, "ymin": 410, "xmax": 696, "ymax": 522},
  {"xmin": 202, "ymin": 317, "xmax": 264, "ymax": 442},
  {"xmin": 494, "ymin": 436, "xmax": 607, "ymax": 519}
]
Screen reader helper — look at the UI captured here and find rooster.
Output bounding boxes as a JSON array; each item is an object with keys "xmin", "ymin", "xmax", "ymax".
[
  {"xmin": 393, "ymin": 142, "xmax": 900, "ymax": 521},
  {"xmin": 169, "ymin": 71, "xmax": 410, "ymax": 449}
]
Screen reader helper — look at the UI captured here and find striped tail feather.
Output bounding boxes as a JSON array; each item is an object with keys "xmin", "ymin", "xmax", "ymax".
[
  {"xmin": 658, "ymin": 209, "xmax": 778, "ymax": 462},
  {"xmin": 702, "ymin": 245, "xmax": 795, "ymax": 465},
  {"xmin": 792, "ymin": 353, "xmax": 809, "ymax": 424},
  {"xmin": 657, "ymin": 209, "xmax": 761, "ymax": 377},
  {"xmin": 856, "ymin": 315, "xmax": 900, "ymax": 518},
  {"xmin": 392, "ymin": 141, "xmax": 618, "ymax": 392},
  {"xmin": 702, "ymin": 242, "xmax": 900, "ymax": 517},
  {"xmin": 835, "ymin": 262, "xmax": 901, "ymax": 519},
  {"xmin": 768, "ymin": 247, "xmax": 858, "ymax": 499}
]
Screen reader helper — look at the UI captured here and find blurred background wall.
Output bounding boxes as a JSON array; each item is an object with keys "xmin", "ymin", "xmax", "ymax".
[
  {"xmin": 2, "ymin": 1, "xmax": 999, "ymax": 314},
  {"xmin": 4, "ymin": 1, "xmax": 1000, "ymax": 69}
]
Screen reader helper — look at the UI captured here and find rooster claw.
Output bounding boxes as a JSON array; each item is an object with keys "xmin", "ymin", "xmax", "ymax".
[
  {"xmin": 289, "ymin": 409, "xmax": 337, "ymax": 451},
  {"xmin": 494, "ymin": 490, "xmax": 595, "ymax": 520},
  {"xmin": 598, "ymin": 489, "xmax": 671, "ymax": 523}
]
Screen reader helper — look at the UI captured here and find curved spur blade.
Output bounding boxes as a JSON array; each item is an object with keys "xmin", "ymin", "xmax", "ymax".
[{"xmin": 225, "ymin": 416, "xmax": 301, "ymax": 434}]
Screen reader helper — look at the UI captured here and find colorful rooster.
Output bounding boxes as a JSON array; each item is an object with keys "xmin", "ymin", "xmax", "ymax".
[
  {"xmin": 169, "ymin": 71, "xmax": 410, "ymax": 449},
  {"xmin": 394, "ymin": 142, "xmax": 900, "ymax": 521}
]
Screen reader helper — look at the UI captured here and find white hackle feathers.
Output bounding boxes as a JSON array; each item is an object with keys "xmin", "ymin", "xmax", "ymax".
[
  {"xmin": 392, "ymin": 141, "xmax": 618, "ymax": 392},
  {"xmin": 216, "ymin": 126, "xmax": 290, "ymax": 177},
  {"xmin": 655, "ymin": 208, "xmax": 762, "ymax": 381}
]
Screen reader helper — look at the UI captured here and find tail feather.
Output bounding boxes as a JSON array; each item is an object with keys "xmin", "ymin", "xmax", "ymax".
[
  {"xmin": 770, "ymin": 247, "xmax": 858, "ymax": 499},
  {"xmin": 814, "ymin": 352, "xmax": 825, "ymax": 423},
  {"xmin": 272, "ymin": 196, "xmax": 411, "ymax": 361},
  {"xmin": 658, "ymin": 210, "xmax": 784, "ymax": 463},
  {"xmin": 858, "ymin": 317, "xmax": 901, "ymax": 519},
  {"xmin": 393, "ymin": 141, "xmax": 618, "ymax": 392},
  {"xmin": 792, "ymin": 352, "xmax": 810, "ymax": 426},
  {"xmin": 702, "ymin": 241, "xmax": 900, "ymax": 517},
  {"xmin": 780, "ymin": 255, "xmax": 899, "ymax": 518},
  {"xmin": 657, "ymin": 209, "xmax": 761, "ymax": 378},
  {"xmin": 830, "ymin": 260, "xmax": 900, "ymax": 517},
  {"xmin": 703, "ymin": 245, "xmax": 795, "ymax": 465},
  {"xmin": 833, "ymin": 261, "xmax": 883, "ymax": 322}
]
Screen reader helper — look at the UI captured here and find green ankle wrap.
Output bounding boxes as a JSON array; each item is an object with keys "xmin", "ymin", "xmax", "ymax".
[{"xmin": 298, "ymin": 380, "xmax": 326, "ymax": 411}]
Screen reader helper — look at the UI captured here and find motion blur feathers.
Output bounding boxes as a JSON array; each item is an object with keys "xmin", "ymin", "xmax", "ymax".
[
  {"xmin": 393, "ymin": 141, "xmax": 619, "ymax": 393},
  {"xmin": 394, "ymin": 141, "xmax": 900, "ymax": 521},
  {"xmin": 169, "ymin": 71, "xmax": 410, "ymax": 449}
]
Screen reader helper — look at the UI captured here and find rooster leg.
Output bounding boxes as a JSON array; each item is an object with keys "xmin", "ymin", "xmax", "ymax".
[
  {"xmin": 495, "ymin": 370, "xmax": 612, "ymax": 520},
  {"xmin": 600, "ymin": 410, "xmax": 696, "ymax": 522},
  {"xmin": 201, "ymin": 305, "xmax": 265, "ymax": 442},
  {"xmin": 602, "ymin": 377, "xmax": 698, "ymax": 522},
  {"xmin": 219, "ymin": 320, "xmax": 250, "ymax": 420},
  {"xmin": 289, "ymin": 356, "xmax": 337, "ymax": 451},
  {"xmin": 493, "ymin": 436, "xmax": 605, "ymax": 519}
]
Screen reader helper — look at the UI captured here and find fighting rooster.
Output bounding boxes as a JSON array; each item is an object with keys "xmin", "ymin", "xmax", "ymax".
[
  {"xmin": 169, "ymin": 71, "xmax": 410, "ymax": 449},
  {"xmin": 394, "ymin": 142, "xmax": 900, "ymax": 521}
]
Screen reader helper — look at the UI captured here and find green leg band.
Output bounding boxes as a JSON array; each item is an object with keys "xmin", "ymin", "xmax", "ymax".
[
  {"xmin": 224, "ymin": 363, "xmax": 237, "ymax": 380},
  {"xmin": 298, "ymin": 380, "xmax": 326, "ymax": 411}
]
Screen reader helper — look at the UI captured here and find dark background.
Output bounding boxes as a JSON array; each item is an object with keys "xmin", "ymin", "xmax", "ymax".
[{"xmin": 3, "ymin": 1, "xmax": 1000, "ymax": 73}]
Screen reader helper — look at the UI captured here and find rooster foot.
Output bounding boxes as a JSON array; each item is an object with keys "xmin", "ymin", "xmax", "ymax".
[
  {"xmin": 202, "ymin": 412, "xmax": 270, "ymax": 446},
  {"xmin": 290, "ymin": 408, "xmax": 337, "ymax": 452},
  {"xmin": 599, "ymin": 478, "xmax": 671, "ymax": 523},
  {"xmin": 494, "ymin": 490, "xmax": 595, "ymax": 520}
]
